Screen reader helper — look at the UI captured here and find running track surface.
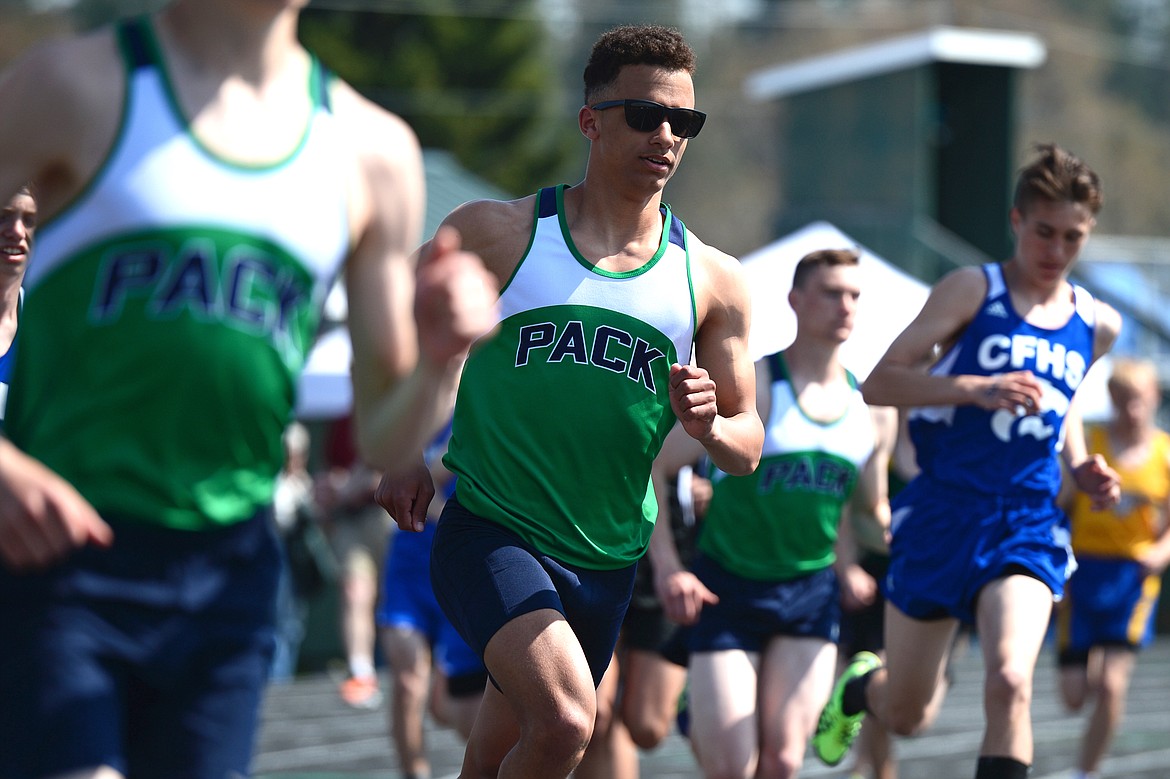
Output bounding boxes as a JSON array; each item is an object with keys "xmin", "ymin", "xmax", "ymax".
[{"xmin": 255, "ymin": 635, "xmax": 1170, "ymax": 778}]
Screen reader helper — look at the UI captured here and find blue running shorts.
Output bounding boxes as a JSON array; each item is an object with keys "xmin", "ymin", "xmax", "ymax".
[
  {"xmin": 0, "ymin": 511, "xmax": 280, "ymax": 779},
  {"xmin": 378, "ymin": 522, "xmax": 486, "ymax": 682},
  {"xmin": 1058, "ymin": 555, "xmax": 1160, "ymax": 664},
  {"xmin": 430, "ymin": 498, "xmax": 636, "ymax": 689},
  {"xmin": 884, "ymin": 476, "xmax": 1072, "ymax": 624},
  {"xmin": 687, "ymin": 554, "xmax": 841, "ymax": 653}
]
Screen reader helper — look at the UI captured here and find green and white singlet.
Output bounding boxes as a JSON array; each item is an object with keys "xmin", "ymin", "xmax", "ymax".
[
  {"xmin": 5, "ymin": 18, "xmax": 350, "ymax": 531},
  {"xmin": 444, "ymin": 185, "xmax": 697, "ymax": 570},
  {"xmin": 698, "ymin": 352, "xmax": 875, "ymax": 580}
]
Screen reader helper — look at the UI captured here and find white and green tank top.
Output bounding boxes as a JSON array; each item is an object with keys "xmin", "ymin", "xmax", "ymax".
[
  {"xmin": 698, "ymin": 352, "xmax": 874, "ymax": 580},
  {"xmin": 444, "ymin": 185, "xmax": 697, "ymax": 570},
  {"xmin": 6, "ymin": 18, "xmax": 350, "ymax": 530}
]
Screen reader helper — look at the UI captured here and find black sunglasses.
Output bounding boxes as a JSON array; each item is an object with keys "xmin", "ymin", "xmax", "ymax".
[{"xmin": 589, "ymin": 99, "xmax": 707, "ymax": 139}]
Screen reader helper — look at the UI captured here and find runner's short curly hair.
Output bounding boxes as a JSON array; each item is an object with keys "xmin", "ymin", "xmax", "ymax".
[{"xmin": 583, "ymin": 25, "xmax": 697, "ymax": 104}]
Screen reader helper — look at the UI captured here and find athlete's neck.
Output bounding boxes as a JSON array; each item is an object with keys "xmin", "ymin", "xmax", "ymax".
[
  {"xmin": 560, "ymin": 181, "xmax": 666, "ymax": 272},
  {"xmin": 783, "ymin": 338, "xmax": 846, "ymax": 386},
  {"xmin": 157, "ymin": 1, "xmax": 303, "ymax": 85}
]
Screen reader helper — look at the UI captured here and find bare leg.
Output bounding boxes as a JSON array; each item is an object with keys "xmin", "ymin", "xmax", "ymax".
[
  {"xmin": 756, "ymin": 637, "xmax": 837, "ymax": 779},
  {"xmin": 1059, "ymin": 646, "xmax": 1099, "ymax": 712},
  {"xmin": 340, "ymin": 567, "xmax": 378, "ymax": 672},
  {"xmin": 975, "ymin": 575, "xmax": 1053, "ymax": 763},
  {"xmin": 689, "ymin": 648, "xmax": 760, "ymax": 778},
  {"xmin": 873, "ymin": 604, "xmax": 958, "ymax": 736},
  {"xmin": 382, "ymin": 625, "xmax": 433, "ymax": 778},
  {"xmin": 1078, "ymin": 647, "xmax": 1136, "ymax": 774},
  {"xmin": 575, "ymin": 652, "xmax": 639, "ymax": 779},
  {"xmin": 460, "ymin": 609, "xmax": 597, "ymax": 779},
  {"xmin": 430, "ymin": 668, "xmax": 484, "ymax": 741},
  {"xmin": 854, "ymin": 713, "xmax": 896, "ymax": 779},
  {"xmin": 621, "ymin": 647, "xmax": 687, "ymax": 750}
]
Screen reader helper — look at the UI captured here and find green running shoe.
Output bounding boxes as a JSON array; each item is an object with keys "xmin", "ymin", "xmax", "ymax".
[{"xmin": 813, "ymin": 651, "xmax": 882, "ymax": 766}]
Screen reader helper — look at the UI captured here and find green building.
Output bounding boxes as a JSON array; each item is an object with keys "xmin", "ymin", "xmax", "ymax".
[{"xmin": 745, "ymin": 26, "xmax": 1046, "ymax": 281}]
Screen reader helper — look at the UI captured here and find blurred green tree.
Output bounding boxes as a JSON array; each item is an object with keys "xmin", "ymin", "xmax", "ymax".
[{"xmin": 299, "ymin": 4, "xmax": 581, "ymax": 198}]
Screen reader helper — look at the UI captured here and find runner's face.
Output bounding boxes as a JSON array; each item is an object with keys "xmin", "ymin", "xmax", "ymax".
[
  {"xmin": 587, "ymin": 64, "xmax": 697, "ymax": 190},
  {"xmin": 0, "ymin": 189, "xmax": 36, "ymax": 273},
  {"xmin": 790, "ymin": 263, "xmax": 860, "ymax": 344},
  {"xmin": 1109, "ymin": 378, "xmax": 1158, "ymax": 432},
  {"xmin": 1010, "ymin": 199, "xmax": 1095, "ymax": 285}
]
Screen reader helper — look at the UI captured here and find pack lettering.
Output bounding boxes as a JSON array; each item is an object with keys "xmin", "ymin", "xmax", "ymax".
[
  {"xmin": 90, "ymin": 243, "xmax": 310, "ymax": 345},
  {"xmin": 516, "ymin": 321, "xmax": 665, "ymax": 392},
  {"xmin": 758, "ymin": 456, "xmax": 853, "ymax": 498}
]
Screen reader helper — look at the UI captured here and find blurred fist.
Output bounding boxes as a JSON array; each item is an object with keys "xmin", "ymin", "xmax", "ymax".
[{"xmin": 414, "ymin": 226, "xmax": 499, "ymax": 365}]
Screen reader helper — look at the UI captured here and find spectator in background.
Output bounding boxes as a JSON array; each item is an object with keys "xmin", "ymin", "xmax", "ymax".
[
  {"xmin": 1056, "ymin": 357, "xmax": 1170, "ymax": 779},
  {"xmin": 270, "ymin": 421, "xmax": 329, "ymax": 682},
  {"xmin": 318, "ymin": 413, "xmax": 394, "ymax": 709}
]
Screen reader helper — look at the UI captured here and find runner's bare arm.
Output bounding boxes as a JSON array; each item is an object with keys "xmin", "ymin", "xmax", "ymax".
[
  {"xmin": 863, "ymin": 267, "xmax": 1043, "ymax": 412},
  {"xmin": 681, "ymin": 242, "xmax": 762, "ymax": 476},
  {"xmin": 339, "ymin": 88, "xmax": 497, "ymax": 476}
]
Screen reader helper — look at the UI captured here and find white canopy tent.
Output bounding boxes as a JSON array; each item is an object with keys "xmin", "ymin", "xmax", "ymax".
[{"xmin": 296, "ymin": 323, "xmax": 353, "ymax": 420}]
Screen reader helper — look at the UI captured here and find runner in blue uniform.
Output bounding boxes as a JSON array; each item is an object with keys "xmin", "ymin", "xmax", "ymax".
[
  {"xmin": 814, "ymin": 143, "xmax": 1122, "ymax": 779},
  {"xmin": 378, "ymin": 421, "xmax": 485, "ymax": 779}
]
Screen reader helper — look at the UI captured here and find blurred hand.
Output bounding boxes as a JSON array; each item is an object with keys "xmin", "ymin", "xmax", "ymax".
[
  {"xmin": 414, "ymin": 226, "xmax": 499, "ymax": 365},
  {"xmin": 375, "ymin": 461, "xmax": 434, "ymax": 532},
  {"xmin": 1072, "ymin": 454, "xmax": 1121, "ymax": 510},
  {"xmin": 0, "ymin": 440, "xmax": 112, "ymax": 571},
  {"xmin": 974, "ymin": 370, "xmax": 1044, "ymax": 413},
  {"xmin": 655, "ymin": 568, "xmax": 718, "ymax": 626},
  {"xmin": 838, "ymin": 565, "xmax": 878, "ymax": 612}
]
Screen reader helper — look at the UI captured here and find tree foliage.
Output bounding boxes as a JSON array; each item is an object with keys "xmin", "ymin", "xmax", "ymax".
[{"xmin": 299, "ymin": 5, "xmax": 582, "ymax": 197}]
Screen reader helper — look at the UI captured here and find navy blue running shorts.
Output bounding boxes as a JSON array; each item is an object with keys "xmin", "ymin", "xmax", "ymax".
[
  {"xmin": 430, "ymin": 498, "xmax": 636, "ymax": 689},
  {"xmin": 0, "ymin": 511, "xmax": 280, "ymax": 779},
  {"xmin": 687, "ymin": 554, "xmax": 841, "ymax": 653}
]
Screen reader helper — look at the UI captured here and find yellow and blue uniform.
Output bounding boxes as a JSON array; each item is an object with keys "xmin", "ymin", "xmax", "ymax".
[{"xmin": 1058, "ymin": 425, "xmax": 1169, "ymax": 661}]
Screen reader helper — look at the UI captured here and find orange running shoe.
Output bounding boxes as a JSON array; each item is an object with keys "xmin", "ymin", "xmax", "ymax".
[{"xmin": 338, "ymin": 675, "xmax": 383, "ymax": 710}]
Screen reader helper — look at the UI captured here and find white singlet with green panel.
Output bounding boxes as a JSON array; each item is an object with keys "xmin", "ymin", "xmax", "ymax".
[
  {"xmin": 444, "ymin": 184, "xmax": 697, "ymax": 570},
  {"xmin": 5, "ymin": 18, "xmax": 349, "ymax": 531},
  {"xmin": 699, "ymin": 353, "xmax": 875, "ymax": 580}
]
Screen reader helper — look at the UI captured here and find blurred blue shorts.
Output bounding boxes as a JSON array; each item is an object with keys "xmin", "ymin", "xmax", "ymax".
[
  {"xmin": 0, "ymin": 511, "xmax": 280, "ymax": 779},
  {"xmin": 885, "ymin": 477, "xmax": 1071, "ymax": 624}
]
